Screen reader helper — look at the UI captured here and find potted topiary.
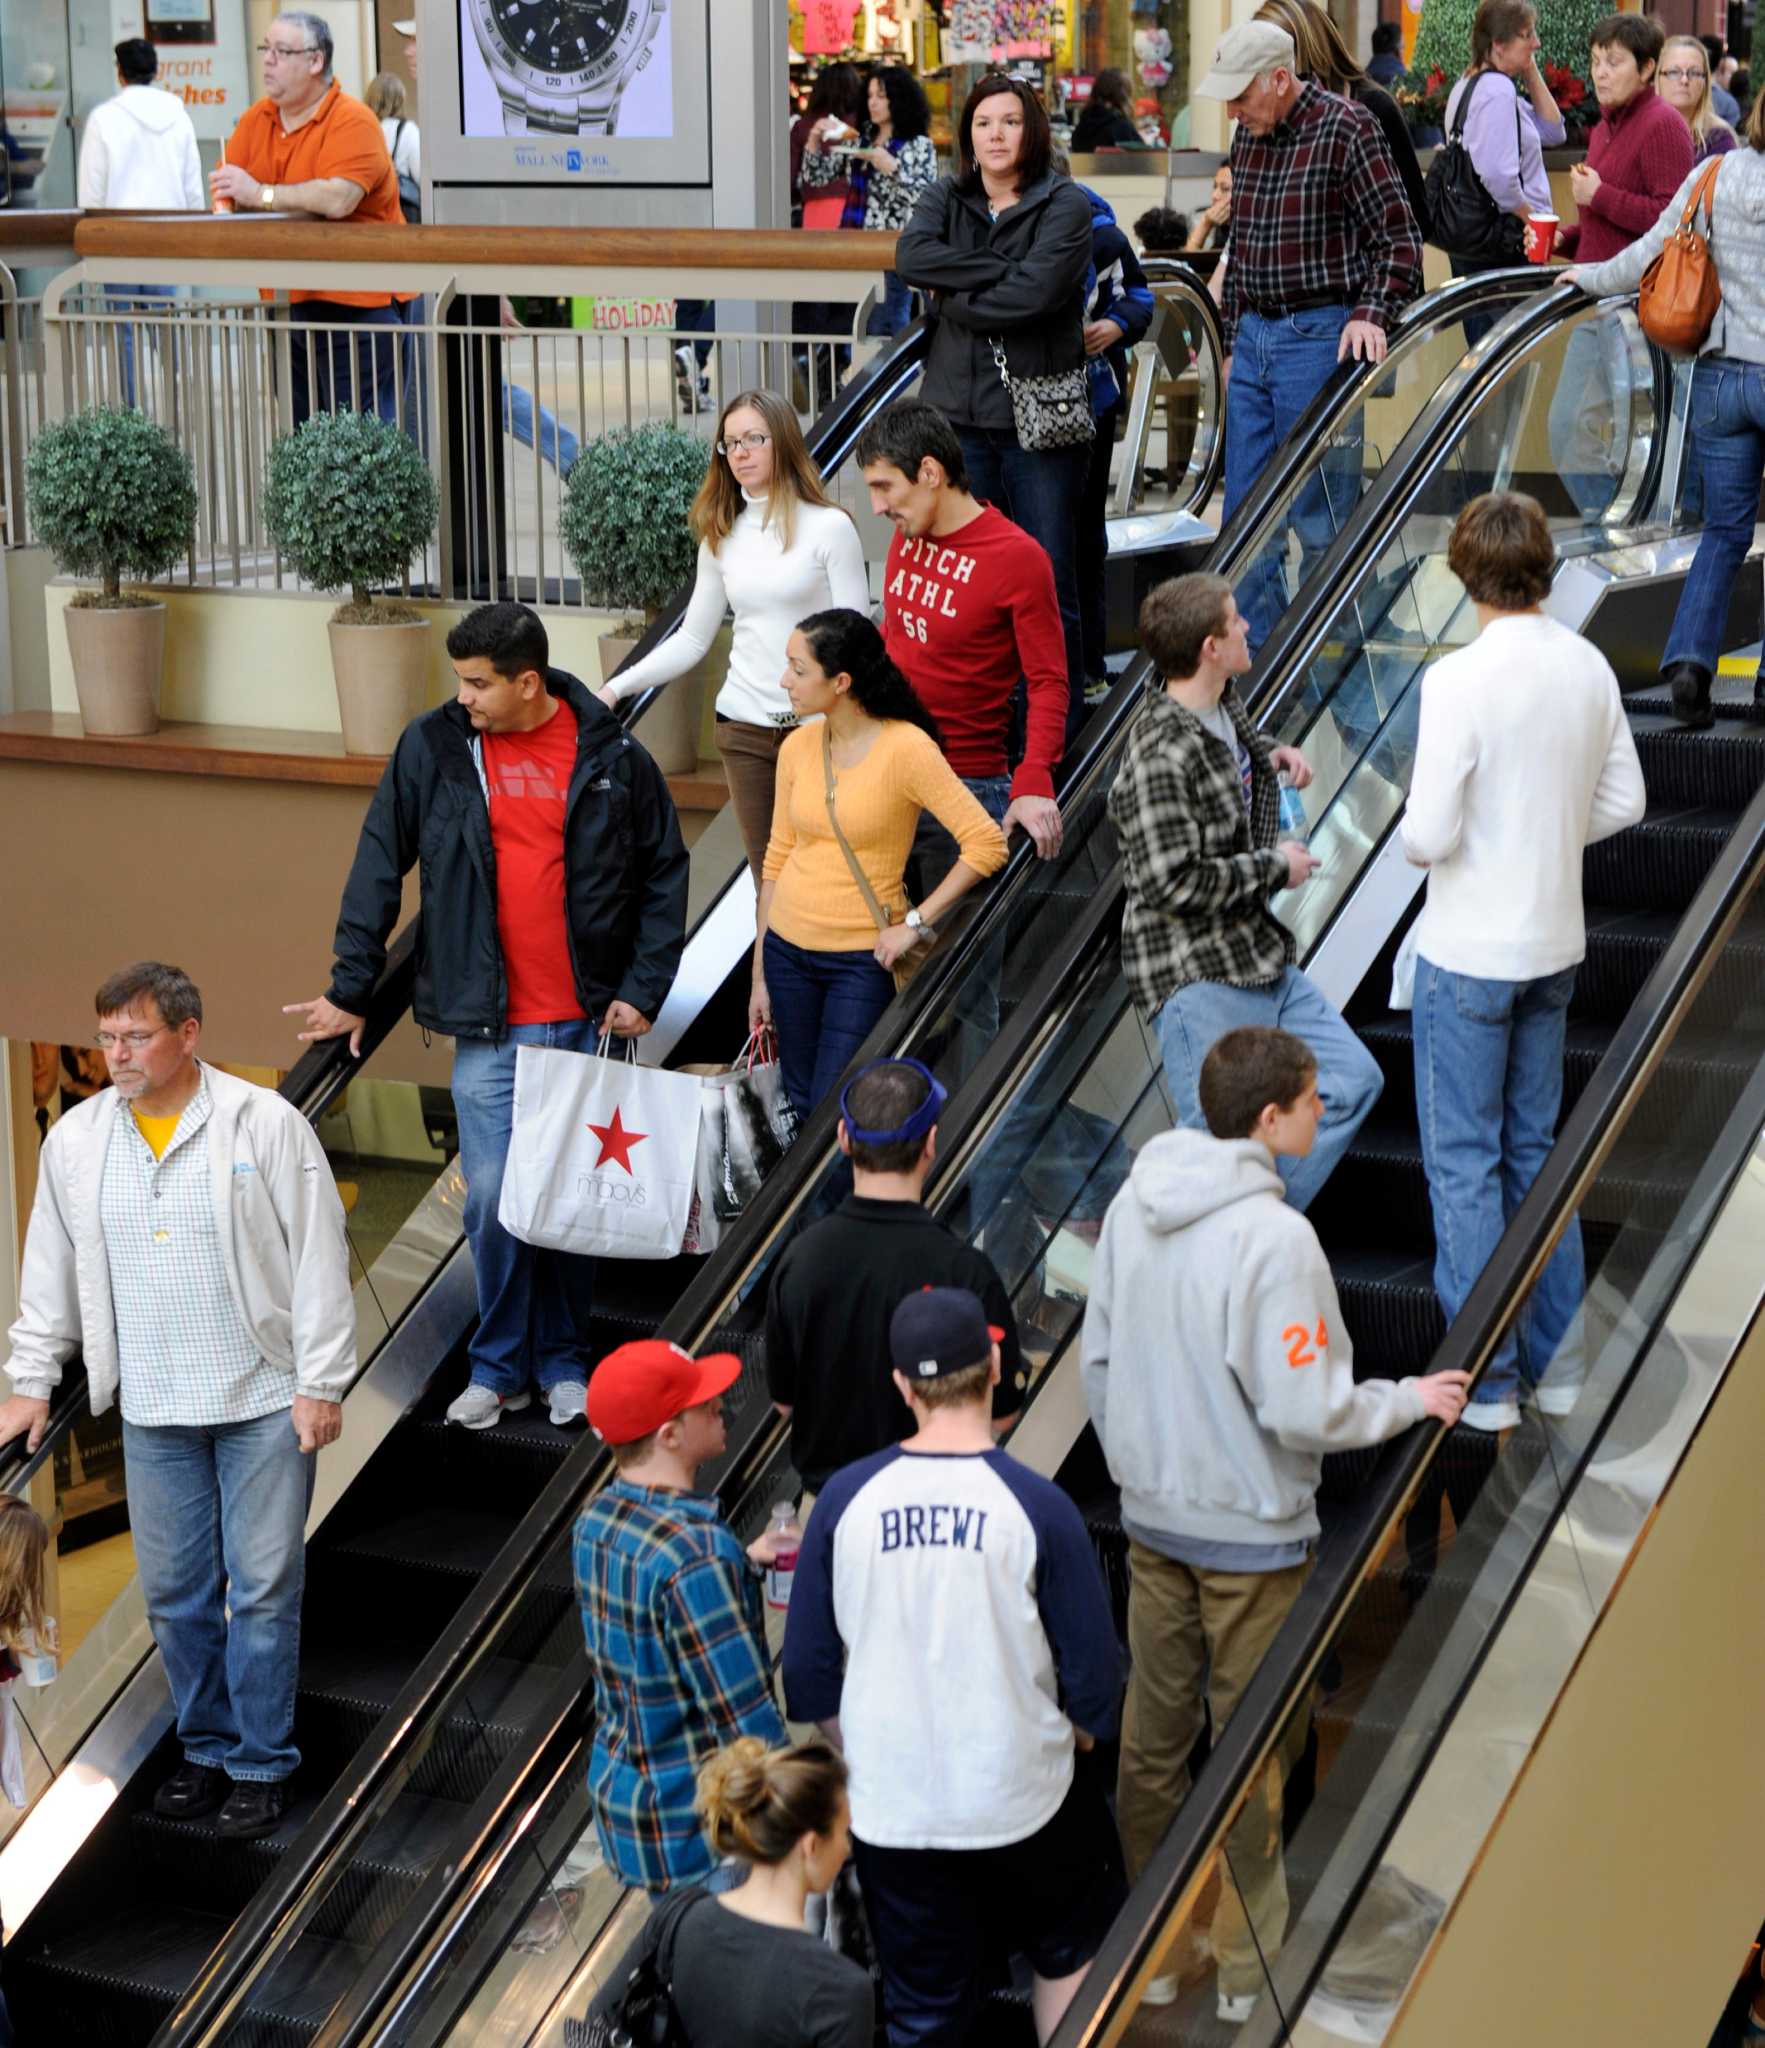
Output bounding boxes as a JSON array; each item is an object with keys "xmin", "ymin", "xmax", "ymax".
[
  {"xmin": 25, "ymin": 406, "xmax": 197, "ymax": 736},
  {"xmin": 261, "ymin": 409, "xmax": 441, "ymax": 755},
  {"xmin": 559, "ymin": 420, "xmax": 710, "ymax": 773}
]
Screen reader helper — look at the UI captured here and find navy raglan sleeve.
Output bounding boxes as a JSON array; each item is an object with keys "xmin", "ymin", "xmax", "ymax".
[
  {"xmin": 991, "ymin": 1460, "xmax": 1122, "ymax": 1741},
  {"xmin": 782, "ymin": 1470, "xmax": 854, "ymax": 1725}
]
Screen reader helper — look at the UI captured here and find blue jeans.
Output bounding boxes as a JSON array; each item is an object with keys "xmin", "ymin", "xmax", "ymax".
[
  {"xmin": 289, "ymin": 303, "xmax": 406, "ymax": 426},
  {"xmin": 504, "ymin": 381, "xmax": 579, "ymax": 473},
  {"xmin": 866, "ymin": 271, "xmax": 915, "ymax": 338},
  {"xmin": 105, "ymin": 282, "xmax": 176, "ymax": 409},
  {"xmin": 124, "ymin": 1410, "xmax": 315, "ymax": 1782},
  {"xmin": 1663, "ymin": 356, "xmax": 1765, "ymax": 674},
  {"xmin": 453, "ymin": 1019, "xmax": 603, "ymax": 1397},
  {"xmin": 1155, "ymin": 967, "xmax": 1383, "ymax": 1213},
  {"xmin": 1412, "ymin": 957, "xmax": 1585, "ymax": 1417},
  {"xmin": 763, "ymin": 929, "xmax": 894, "ymax": 1123},
  {"xmin": 1546, "ymin": 314, "xmax": 1634, "ymax": 522},
  {"xmin": 1223, "ymin": 306, "xmax": 1362, "ymax": 654},
  {"xmin": 956, "ymin": 425, "xmax": 1090, "ymax": 755}
]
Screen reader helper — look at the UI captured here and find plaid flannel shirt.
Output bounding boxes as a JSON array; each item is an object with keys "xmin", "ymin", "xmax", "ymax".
[
  {"xmin": 1108, "ymin": 686, "xmax": 1296, "ymax": 1019},
  {"xmin": 1220, "ymin": 81, "xmax": 1423, "ymax": 353},
  {"xmin": 574, "ymin": 1479, "xmax": 786, "ymax": 1893}
]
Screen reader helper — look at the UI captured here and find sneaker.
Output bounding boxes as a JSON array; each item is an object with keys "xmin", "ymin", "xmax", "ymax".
[
  {"xmin": 215, "ymin": 1779, "xmax": 289, "ymax": 1841},
  {"xmin": 548, "ymin": 1380, "xmax": 588, "ymax": 1428},
  {"xmin": 153, "ymin": 1760, "xmax": 228, "ymax": 1820},
  {"xmin": 1217, "ymin": 1990, "xmax": 1260, "ymax": 2025},
  {"xmin": 1083, "ymin": 673, "xmax": 1112, "ymax": 706},
  {"xmin": 1141, "ymin": 1972, "xmax": 1181, "ymax": 2007},
  {"xmin": 445, "ymin": 1383, "xmax": 531, "ymax": 1430}
]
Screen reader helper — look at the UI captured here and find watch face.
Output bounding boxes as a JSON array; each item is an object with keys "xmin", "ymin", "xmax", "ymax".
[{"xmin": 476, "ymin": 0, "xmax": 642, "ymax": 93}]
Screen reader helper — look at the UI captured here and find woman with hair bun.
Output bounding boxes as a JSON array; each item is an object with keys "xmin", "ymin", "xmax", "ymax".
[
  {"xmin": 752, "ymin": 608, "xmax": 1007, "ymax": 1119},
  {"xmin": 604, "ymin": 1739, "xmax": 873, "ymax": 2047}
]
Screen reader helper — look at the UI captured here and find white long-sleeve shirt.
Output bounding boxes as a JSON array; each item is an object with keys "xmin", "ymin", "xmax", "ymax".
[
  {"xmin": 1401, "ymin": 612, "xmax": 1646, "ymax": 982},
  {"xmin": 78, "ymin": 85, "xmax": 203, "ymax": 211},
  {"xmin": 604, "ymin": 495, "xmax": 869, "ymax": 728}
]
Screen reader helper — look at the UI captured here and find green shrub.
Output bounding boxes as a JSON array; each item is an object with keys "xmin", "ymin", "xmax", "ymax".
[
  {"xmin": 559, "ymin": 421, "xmax": 709, "ymax": 621},
  {"xmin": 261, "ymin": 409, "xmax": 440, "ymax": 618},
  {"xmin": 1408, "ymin": 0, "xmax": 1598, "ymax": 131},
  {"xmin": 25, "ymin": 406, "xmax": 197, "ymax": 604}
]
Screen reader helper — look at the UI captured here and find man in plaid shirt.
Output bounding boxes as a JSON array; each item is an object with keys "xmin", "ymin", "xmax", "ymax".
[
  {"xmin": 1109, "ymin": 575, "xmax": 1383, "ymax": 1210},
  {"xmin": 1199, "ymin": 22, "xmax": 1423, "ymax": 649},
  {"xmin": 574, "ymin": 1339, "xmax": 785, "ymax": 1892}
]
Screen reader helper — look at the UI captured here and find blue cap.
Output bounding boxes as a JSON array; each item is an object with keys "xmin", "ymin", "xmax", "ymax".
[
  {"xmin": 839, "ymin": 1057, "xmax": 948, "ymax": 1148},
  {"xmin": 889, "ymin": 1286, "xmax": 1004, "ymax": 1381}
]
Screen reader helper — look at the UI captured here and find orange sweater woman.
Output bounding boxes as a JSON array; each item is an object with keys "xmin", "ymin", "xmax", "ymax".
[{"xmin": 752, "ymin": 610, "xmax": 1007, "ymax": 1119}]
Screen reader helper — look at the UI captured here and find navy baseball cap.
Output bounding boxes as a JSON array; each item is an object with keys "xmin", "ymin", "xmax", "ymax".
[{"xmin": 889, "ymin": 1286, "xmax": 1005, "ymax": 1381}]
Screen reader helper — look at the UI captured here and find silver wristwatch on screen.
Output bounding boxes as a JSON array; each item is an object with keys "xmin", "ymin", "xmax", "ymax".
[{"xmin": 469, "ymin": 0, "xmax": 666, "ymax": 137}]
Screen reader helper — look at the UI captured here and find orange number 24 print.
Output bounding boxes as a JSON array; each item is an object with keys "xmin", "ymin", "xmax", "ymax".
[{"xmin": 1282, "ymin": 1318, "xmax": 1329, "ymax": 1370}]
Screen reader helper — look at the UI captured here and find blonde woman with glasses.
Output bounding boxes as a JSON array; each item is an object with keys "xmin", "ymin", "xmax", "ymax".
[
  {"xmin": 1659, "ymin": 34, "xmax": 1738, "ymax": 161},
  {"xmin": 598, "ymin": 388, "xmax": 869, "ymax": 882}
]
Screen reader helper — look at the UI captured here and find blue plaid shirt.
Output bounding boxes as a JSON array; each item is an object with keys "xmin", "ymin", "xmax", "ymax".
[{"xmin": 574, "ymin": 1479, "xmax": 786, "ymax": 1892}]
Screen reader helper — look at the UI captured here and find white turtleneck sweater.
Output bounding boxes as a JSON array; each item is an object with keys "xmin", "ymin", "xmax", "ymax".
[{"xmin": 603, "ymin": 494, "xmax": 870, "ymax": 728}]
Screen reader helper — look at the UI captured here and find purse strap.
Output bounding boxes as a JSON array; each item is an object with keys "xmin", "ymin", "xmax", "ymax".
[
  {"xmin": 1682, "ymin": 155, "xmax": 1723, "ymax": 235},
  {"xmin": 822, "ymin": 723, "xmax": 895, "ymax": 938},
  {"xmin": 989, "ymin": 335, "xmax": 1014, "ymax": 393}
]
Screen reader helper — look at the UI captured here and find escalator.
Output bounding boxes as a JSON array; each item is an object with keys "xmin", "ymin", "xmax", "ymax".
[
  {"xmin": 0, "ymin": 268, "xmax": 1607, "ymax": 2040},
  {"xmin": 177, "ymin": 275, "xmax": 1765, "ymax": 2048}
]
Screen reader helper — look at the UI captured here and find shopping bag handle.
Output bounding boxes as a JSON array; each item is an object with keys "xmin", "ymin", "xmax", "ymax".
[
  {"xmin": 596, "ymin": 1030, "xmax": 639, "ymax": 1065},
  {"xmin": 741, "ymin": 1027, "xmax": 780, "ymax": 1072}
]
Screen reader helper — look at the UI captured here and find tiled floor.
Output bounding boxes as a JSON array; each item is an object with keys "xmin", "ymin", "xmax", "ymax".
[{"xmin": 56, "ymin": 1528, "xmax": 136, "ymax": 1662}]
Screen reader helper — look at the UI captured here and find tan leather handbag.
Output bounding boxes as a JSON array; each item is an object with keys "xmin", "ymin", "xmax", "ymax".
[{"xmin": 1637, "ymin": 158, "xmax": 1723, "ymax": 354}]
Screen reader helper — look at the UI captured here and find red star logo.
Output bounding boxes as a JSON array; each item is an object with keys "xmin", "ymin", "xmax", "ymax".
[{"xmin": 586, "ymin": 1105, "xmax": 648, "ymax": 1175}]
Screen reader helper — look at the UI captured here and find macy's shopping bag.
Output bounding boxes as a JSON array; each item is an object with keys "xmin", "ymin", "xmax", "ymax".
[
  {"xmin": 497, "ymin": 1039, "xmax": 703, "ymax": 1261},
  {"xmin": 681, "ymin": 1032, "xmax": 799, "ymax": 1255}
]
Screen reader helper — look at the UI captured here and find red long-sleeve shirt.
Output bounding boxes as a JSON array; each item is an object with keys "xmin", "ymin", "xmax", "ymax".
[
  {"xmin": 1555, "ymin": 86, "xmax": 1694, "ymax": 264},
  {"xmin": 881, "ymin": 506, "xmax": 1069, "ymax": 801}
]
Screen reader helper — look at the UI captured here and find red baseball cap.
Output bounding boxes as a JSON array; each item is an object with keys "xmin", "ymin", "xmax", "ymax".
[{"xmin": 587, "ymin": 1339, "xmax": 744, "ymax": 1444}]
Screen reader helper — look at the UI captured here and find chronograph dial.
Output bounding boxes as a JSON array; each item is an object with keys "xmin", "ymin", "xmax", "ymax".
[{"xmin": 468, "ymin": 0, "xmax": 664, "ymax": 136}]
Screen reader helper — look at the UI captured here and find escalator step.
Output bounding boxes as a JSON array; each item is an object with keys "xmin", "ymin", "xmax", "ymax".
[
  {"xmin": 1583, "ymin": 804, "xmax": 1739, "ymax": 913},
  {"xmin": 388, "ymin": 1409, "xmax": 580, "ymax": 1520},
  {"xmin": 1629, "ymin": 714, "xmax": 1765, "ymax": 810}
]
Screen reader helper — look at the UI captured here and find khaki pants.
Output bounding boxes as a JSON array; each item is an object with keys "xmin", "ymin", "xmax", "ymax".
[
  {"xmin": 1116, "ymin": 1541, "xmax": 1311, "ymax": 1999},
  {"xmin": 714, "ymin": 718, "xmax": 789, "ymax": 886}
]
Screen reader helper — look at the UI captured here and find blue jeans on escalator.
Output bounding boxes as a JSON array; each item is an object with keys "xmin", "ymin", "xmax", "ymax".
[
  {"xmin": 1223, "ymin": 305, "xmax": 1363, "ymax": 656},
  {"xmin": 867, "ymin": 272, "xmax": 915, "ymax": 338},
  {"xmin": 1661, "ymin": 355, "xmax": 1765, "ymax": 676}
]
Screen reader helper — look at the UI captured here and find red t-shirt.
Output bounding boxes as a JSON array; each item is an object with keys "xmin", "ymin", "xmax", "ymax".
[
  {"xmin": 483, "ymin": 702, "xmax": 584, "ymax": 1026},
  {"xmin": 880, "ymin": 505, "xmax": 1070, "ymax": 801}
]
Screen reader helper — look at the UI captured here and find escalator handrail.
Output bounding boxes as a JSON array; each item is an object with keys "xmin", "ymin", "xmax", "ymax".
[
  {"xmin": 1045, "ymin": 286, "xmax": 1765, "ymax": 2047},
  {"xmin": 150, "ymin": 267, "xmax": 1543, "ymax": 2047},
  {"xmin": 0, "ymin": 1360, "xmax": 91, "ymax": 1501}
]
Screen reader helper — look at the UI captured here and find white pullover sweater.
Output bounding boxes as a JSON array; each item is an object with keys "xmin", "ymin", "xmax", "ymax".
[
  {"xmin": 1401, "ymin": 612, "xmax": 1646, "ymax": 982},
  {"xmin": 603, "ymin": 495, "xmax": 869, "ymax": 728}
]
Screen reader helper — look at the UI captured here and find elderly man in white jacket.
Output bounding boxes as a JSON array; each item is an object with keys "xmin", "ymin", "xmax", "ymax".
[
  {"xmin": 0, "ymin": 961, "xmax": 355, "ymax": 1842},
  {"xmin": 77, "ymin": 37, "xmax": 203, "ymax": 404}
]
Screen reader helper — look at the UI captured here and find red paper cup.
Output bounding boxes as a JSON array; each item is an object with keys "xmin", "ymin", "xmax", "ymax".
[{"xmin": 1524, "ymin": 213, "xmax": 1558, "ymax": 264}]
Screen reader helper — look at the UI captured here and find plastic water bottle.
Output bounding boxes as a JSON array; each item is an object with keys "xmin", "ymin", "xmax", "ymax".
[
  {"xmin": 17, "ymin": 1619, "xmax": 57, "ymax": 1688},
  {"xmin": 763, "ymin": 1502, "xmax": 803, "ymax": 1611},
  {"xmin": 1278, "ymin": 771, "xmax": 1310, "ymax": 844}
]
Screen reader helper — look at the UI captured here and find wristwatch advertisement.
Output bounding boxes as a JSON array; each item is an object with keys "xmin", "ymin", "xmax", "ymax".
[{"xmin": 464, "ymin": 0, "xmax": 670, "ymax": 138}]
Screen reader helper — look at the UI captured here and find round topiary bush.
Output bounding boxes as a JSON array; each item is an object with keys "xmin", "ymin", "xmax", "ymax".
[
  {"xmin": 559, "ymin": 420, "xmax": 709, "ymax": 622},
  {"xmin": 261, "ymin": 409, "xmax": 440, "ymax": 621},
  {"xmin": 25, "ymin": 405, "xmax": 197, "ymax": 606}
]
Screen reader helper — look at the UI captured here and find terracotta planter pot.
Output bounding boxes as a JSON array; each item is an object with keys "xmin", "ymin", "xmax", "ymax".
[
  {"xmin": 328, "ymin": 617, "xmax": 432, "ymax": 756},
  {"xmin": 62, "ymin": 600, "xmax": 167, "ymax": 736},
  {"xmin": 601, "ymin": 626, "xmax": 716, "ymax": 777}
]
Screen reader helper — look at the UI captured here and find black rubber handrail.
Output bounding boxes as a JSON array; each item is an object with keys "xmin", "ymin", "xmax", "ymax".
[
  {"xmin": 0, "ymin": 1360, "xmax": 91, "ymax": 1501},
  {"xmin": 1043, "ymin": 281, "xmax": 1749, "ymax": 2047},
  {"xmin": 151, "ymin": 266, "xmax": 1532, "ymax": 2046}
]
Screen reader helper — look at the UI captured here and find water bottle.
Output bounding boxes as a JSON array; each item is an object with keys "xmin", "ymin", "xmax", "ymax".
[
  {"xmin": 1277, "ymin": 771, "xmax": 1310, "ymax": 844},
  {"xmin": 763, "ymin": 1502, "xmax": 803, "ymax": 1612},
  {"xmin": 17, "ymin": 1619, "xmax": 57, "ymax": 1688}
]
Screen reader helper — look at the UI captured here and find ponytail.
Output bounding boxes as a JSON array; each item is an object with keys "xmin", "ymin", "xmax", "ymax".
[{"xmin": 796, "ymin": 607, "xmax": 943, "ymax": 747}]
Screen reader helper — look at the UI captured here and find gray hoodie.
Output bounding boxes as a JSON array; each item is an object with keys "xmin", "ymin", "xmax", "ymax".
[{"xmin": 1081, "ymin": 1130, "xmax": 1426, "ymax": 1552}]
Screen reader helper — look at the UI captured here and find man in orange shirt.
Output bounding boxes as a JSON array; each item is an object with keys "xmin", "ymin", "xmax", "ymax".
[{"xmin": 212, "ymin": 11, "xmax": 413, "ymax": 425}]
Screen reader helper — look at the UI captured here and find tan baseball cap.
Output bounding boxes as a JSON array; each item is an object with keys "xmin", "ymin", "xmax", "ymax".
[{"xmin": 1194, "ymin": 21, "xmax": 1296, "ymax": 98}]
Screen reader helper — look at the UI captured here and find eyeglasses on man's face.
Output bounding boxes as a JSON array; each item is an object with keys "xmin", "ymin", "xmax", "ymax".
[
  {"xmin": 258, "ymin": 41, "xmax": 319, "ymax": 61},
  {"xmin": 717, "ymin": 432, "xmax": 771, "ymax": 455},
  {"xmin": 95, "ymin": 1025, "xmax": 172, "ymax": 1053}
]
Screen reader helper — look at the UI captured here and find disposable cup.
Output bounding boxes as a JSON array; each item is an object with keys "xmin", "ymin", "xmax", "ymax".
[{"xmin": 1524, "ymin": 213, "xmax": 1558, "ymax": 264}]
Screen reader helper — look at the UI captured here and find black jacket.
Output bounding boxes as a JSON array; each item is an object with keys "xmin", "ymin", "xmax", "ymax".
[
  {"xmin": 326, "ymin": 669, "xmax": 689, "ymax": 1039},
  {"xmin": 1353, "ymin": 79, "xmax": 1430, "ymax": 243},
  {"xmin": 895, "ymin": 171, "xmax": 1094, "ymax": 432},
  {"xmin": 1070, "ymin": 103, "xmax": 1142, "ymax": 154}
]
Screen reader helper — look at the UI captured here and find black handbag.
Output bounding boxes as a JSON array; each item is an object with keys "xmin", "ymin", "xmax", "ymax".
[
  {"xmin": 567, "ymin": 1887, "xmax": 705, "ymax": 2048},
  {"xmin": 392, "ymin": 119, "xmax": 421, "ymax": 223},
  {"xmin": 1423, "ymin": 71, "xmax": 1524, "ymax": 262}
]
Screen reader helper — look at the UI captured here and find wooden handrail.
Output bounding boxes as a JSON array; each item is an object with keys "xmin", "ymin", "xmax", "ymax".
[{"xmin": 73, "ymin": 216, "xmax": 900, "ymax": 269}]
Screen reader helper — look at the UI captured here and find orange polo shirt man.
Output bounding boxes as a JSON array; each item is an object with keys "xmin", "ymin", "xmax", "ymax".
[{"xmin": 213, "ymin": 11, "xmax": 413, "ymax": 425}]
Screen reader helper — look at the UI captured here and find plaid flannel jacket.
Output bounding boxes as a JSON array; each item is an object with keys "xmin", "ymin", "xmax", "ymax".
[
  {"xmin": 1220, "ymin": 81, "xmax": 1423, "ymax": 352},
  {"xmin": 574, "ymin": 1480, "xmax": 786, "ymax": 1892},
  {"xmin": 1109, "ymin": 686, "xmax": 1296, "ymax": 1019}
]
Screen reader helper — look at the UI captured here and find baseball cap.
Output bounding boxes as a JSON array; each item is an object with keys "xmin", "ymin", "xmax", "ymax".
[
  {"xmin": 1194, "ymin": 21, "xmax": 1295, "ymax": 99},
  {"xmin": 889, "ymin": 1287, "xmax": 1005, "ymax": 1382},
  {"xmin": 391, "ymin": 18, "xmax": 416, "ymax": 34},
  {"xmin": 587, "ymin": 1338, "xmax": 743, "ymax": 1444}
]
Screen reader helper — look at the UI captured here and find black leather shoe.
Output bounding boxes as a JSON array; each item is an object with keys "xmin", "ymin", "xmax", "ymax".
[
  {"xmin": 1663, "ymin": 659, "xmax": 1714, "ymax": 730},
  {"xmin": 153, "ymin": 1761, "xmax": 228, "ymax": 1821},
  {"xmin": 215, "ymin": 1779, "xmax": 289, "ymax": 1841}
]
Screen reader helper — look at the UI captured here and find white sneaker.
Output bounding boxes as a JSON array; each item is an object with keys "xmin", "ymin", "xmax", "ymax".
[
  {"xmin": 548, "ymin": 1381, "xmax": 588, "ymax": 1428},
  {"xmin": 1217, "ymin": 1991, "xmax": 1260, "ymax": 2025},
  {"xmin": 1141, "ymin": 1972, "xmax": 1181, "ymax": 2007},
  {"xmin": 445, "ymin": 1383, "xmax": 531, "ymax": 1430}
]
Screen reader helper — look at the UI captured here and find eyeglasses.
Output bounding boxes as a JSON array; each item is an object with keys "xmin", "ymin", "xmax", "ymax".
[
  {"xmin": 95, "ymin": 1025, "xmax": 171, "ymax": 1053},
  {"xmin": 1659, "ymin": 66, "xmax": 1707, "ymax": 82},
  {"xmin": 257, "ymin": 41, "xmax": 318, "ymax": 60},
  {"xmin": 717, "ymin": 432, "xmax": 771, "ymax": 455}
]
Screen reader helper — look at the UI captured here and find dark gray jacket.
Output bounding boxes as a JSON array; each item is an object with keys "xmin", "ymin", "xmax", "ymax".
[{"xmin": 895, "ymin": 170, "xmax": 1093, "ymax": 432}]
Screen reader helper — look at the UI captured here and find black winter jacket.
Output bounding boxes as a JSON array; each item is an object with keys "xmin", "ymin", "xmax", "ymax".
[
  {"xmin": 894, "ymin": 171, "xmax": 1093, "ymax": 433},
  {"xmin": 325, "ymin": 670, "xmax": 689, "ymax": 1039}
]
